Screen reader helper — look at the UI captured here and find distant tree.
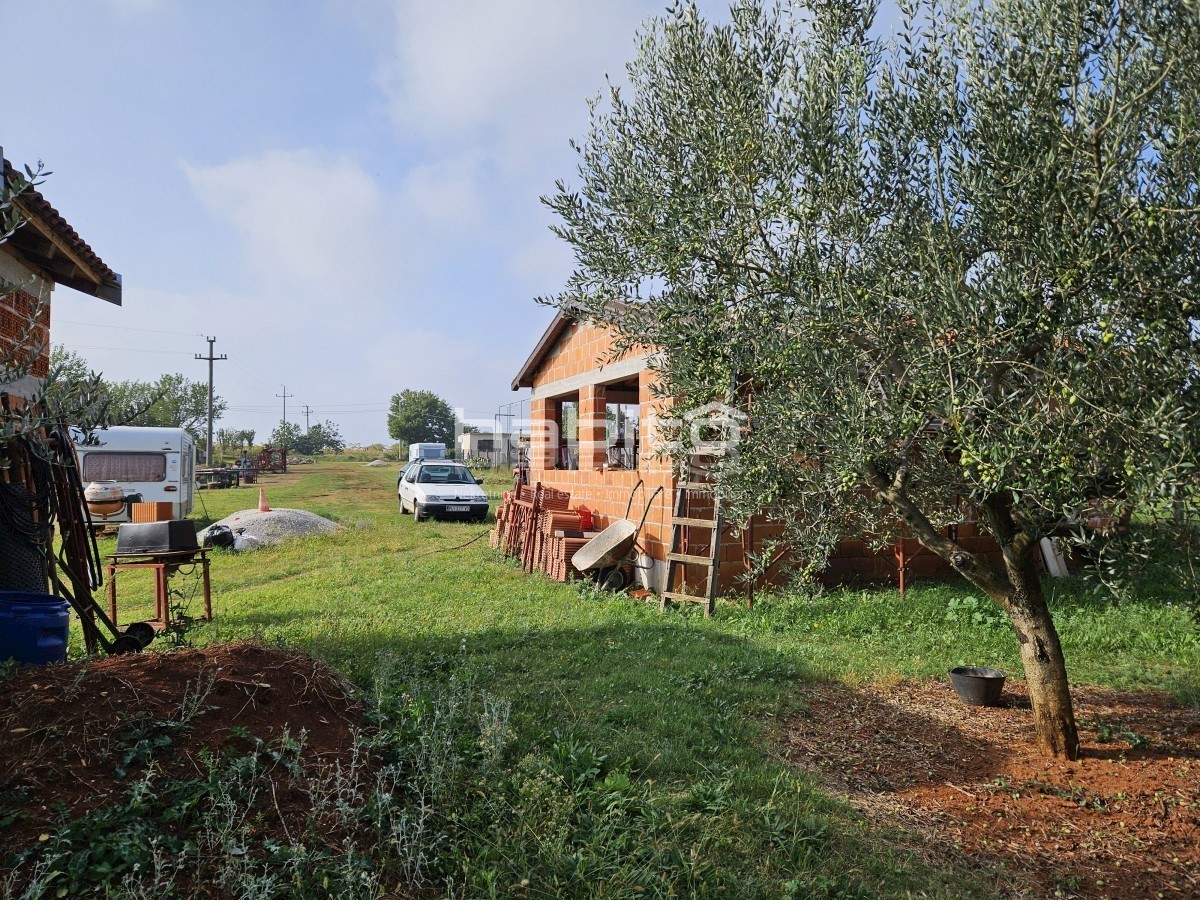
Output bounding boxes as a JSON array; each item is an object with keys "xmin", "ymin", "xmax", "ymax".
[
  {"xmin": 387, "ymin": 389, "xmax": 456, "ymax": 446},
  {"xmin": 45, "ymin": 346, "xmax": 107, "ymax": 419},
  {"xmin": 106, "ymin": 373, "xmax": 223, "ymax": 443},
  {"xmin": 460, "ymin": 422, "xmax": 480, "ymax": 434},
  {"xmin": 238, "ymin": 429, "xmax": 255, "ymax": 451},
  {"xmin": 292, "ymin": 419, "xmax": 345, "ymax": 455},
  {"xmin": 270, "ymin": 421, "xmax": 301, "ymax": 450},
  {"xmin": 215, "ymin": 427, "xmax": 234, "ymax": 457},
  {"xmin": 47, "ymin": 345, "xmax": 91, "ymax": 384}
]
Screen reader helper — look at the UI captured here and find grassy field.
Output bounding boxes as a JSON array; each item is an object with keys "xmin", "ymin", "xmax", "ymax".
[{"xmin": 70, "ymin": 460, "xmax": 1200, "ymax": 897}]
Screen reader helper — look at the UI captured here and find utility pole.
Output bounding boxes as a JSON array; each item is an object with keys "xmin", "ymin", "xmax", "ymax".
[
  {"xmin": 277, "ymin": 385, "xmax": 294, "ymax": 429},
  {"xmin": 195, "ymin": 336, "xmax": 226, "ymax": 465},
  {"xmin": 302, "ymin": 404, "xmax": 312, "ymax": 433}
]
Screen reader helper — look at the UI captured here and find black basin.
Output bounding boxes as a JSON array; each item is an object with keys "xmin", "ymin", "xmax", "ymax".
[{"xmin": 948, "ymin": 666, "xmax": 1007, "ymax": 706}]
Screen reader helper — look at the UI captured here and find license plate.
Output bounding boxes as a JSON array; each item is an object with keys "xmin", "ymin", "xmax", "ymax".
[{"xmin": 446, "ymin": 505, "xmax": 470, "ymax": 513}]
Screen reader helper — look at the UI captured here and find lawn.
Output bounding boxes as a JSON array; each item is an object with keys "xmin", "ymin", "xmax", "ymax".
[{"xmin": 59, "ymin": 460, "xmax": 1200, "ymax": 896}]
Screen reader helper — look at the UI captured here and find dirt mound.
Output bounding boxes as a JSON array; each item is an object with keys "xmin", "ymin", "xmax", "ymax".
[
  {"xmin": 781, "ymin": 680, "xmax": 1200, "ymax": 898},
  {"xmin": 0, "ymin": 642, "xmax": 364, "ymax": 858}
]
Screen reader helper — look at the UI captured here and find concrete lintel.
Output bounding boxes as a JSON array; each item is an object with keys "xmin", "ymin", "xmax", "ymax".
[{"xmin": 530, "ymin": 353, "xmax": 653, "ymax": 401}]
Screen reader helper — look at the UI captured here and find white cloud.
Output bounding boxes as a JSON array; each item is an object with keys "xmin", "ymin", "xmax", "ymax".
[
  {"xmin": 375, "ymin": 0, "xmax": 645, "ymax": 145},
  {"xmin": 182, "ymin": 149, "xmax": 398, "ymax": 299},
  {"xmin": 510, "ymin": 227, "xmax": 575, "ymax": 291},
  {"xmin": 400, "ymin": 152, "xmax": 488, "ymax": 229}
]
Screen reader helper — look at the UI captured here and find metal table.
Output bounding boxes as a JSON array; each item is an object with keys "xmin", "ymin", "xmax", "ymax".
[{"xmin": 105, "ymin": 548, "xmax": 212, "ymax": 632}]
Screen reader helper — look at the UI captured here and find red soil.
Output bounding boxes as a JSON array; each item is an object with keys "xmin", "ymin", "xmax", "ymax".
[
  {"xmin": 0, "ymin": 642, "xmax": 364, "ymax": 859},
  {"xmin": 781, "ymin": 680, "xmax": 1200, "ymax": 898}
]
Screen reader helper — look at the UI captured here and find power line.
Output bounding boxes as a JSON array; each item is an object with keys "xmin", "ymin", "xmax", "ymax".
[
  {"xmin": 55, "ymin": 319, "xmax": 205, "ymax": 338},
  {"xmin": 66, "ymin": 345, "xmax": 194, "ymax": 355},
  {"xmin": 228, "ymin": 358, "xmax": 276, "ymax": 388}
]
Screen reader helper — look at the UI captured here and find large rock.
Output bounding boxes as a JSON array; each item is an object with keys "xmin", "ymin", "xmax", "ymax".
[{"xmin": 197, "ymin": 508, "xmax": 340, "ymax": 546}]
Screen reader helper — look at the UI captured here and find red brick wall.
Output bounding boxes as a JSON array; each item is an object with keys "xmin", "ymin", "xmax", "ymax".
[
  {"xmin": 0, "ymin": 288, "xmax": 51, "ymax": 378},
  {"xmin": 530, "ymin": 322, "xmax": 676, "ymax": 582},
  {"xmin": 526, "ymin": 320, "xmax": 1009, "ymax": 593}
]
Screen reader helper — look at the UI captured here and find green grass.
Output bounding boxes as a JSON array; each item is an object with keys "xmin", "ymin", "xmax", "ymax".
[{"xmin": 58, "ymin": 459, "xmax": 1200, "ymax": 897}]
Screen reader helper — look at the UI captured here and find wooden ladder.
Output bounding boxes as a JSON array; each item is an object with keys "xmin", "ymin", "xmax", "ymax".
[{"xmin": 661, "ymin": 457, "xmax": 724, "ymax": 617}]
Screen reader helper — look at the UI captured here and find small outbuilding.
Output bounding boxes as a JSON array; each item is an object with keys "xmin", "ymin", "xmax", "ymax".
[{"xmin": 510, "ymin": 310, "xmax": 1006, "ymax": 604}]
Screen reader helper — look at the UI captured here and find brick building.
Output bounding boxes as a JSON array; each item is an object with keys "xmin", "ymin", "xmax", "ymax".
[
  {"xmin": 2, "ymin": 153, "xmax": 122, "ymax": 402},
  {"xmin": 511, "ymin": 310, "xmax": 1007, "ymax": 597}
]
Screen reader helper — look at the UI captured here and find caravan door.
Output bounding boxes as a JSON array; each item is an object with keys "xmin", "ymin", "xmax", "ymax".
[{"xmin": 179, "ymin": 433, "xmax": 196, "ymax": 516}]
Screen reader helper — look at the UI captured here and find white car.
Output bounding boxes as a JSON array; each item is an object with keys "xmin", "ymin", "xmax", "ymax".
[{"xmin": 398, "ymin": 460, "xmax": 489, "ymax": 522}]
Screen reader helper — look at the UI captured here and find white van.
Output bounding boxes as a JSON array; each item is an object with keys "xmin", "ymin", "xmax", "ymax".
[{"xmin": 73, "ymin": 426, "xmax": 197, "ymax": 523}]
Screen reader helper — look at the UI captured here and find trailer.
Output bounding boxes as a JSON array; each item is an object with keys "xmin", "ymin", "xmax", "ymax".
[
  {"xmin": 408, "ymin": 442, "xmax": 446, "ymax": 461},
  {"xmin": 73, "ymin": 426, "xmax": 197, "ymax": 524}
]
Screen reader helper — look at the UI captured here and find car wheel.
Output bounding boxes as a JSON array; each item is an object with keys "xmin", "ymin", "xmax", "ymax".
[
  {"xmin": 398, "ymin": 493, "xmax": 408, "ymax": 513},
  {"xmin": 414, "ymin": 503, "xmax": 426, "ymax": 522}
]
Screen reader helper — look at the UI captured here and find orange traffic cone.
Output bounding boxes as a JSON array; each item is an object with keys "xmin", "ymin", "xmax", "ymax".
[{"xmin": 258, "ymin": 487, "xmax": 270, "ymax": 512}]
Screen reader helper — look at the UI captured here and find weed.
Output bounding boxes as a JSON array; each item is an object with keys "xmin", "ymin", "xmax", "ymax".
[{"xmin": 944, "ymin": 596, "xmax": 1007, "ymax": 629}]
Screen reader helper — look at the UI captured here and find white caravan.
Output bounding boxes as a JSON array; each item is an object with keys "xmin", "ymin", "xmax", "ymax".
[
  {"xmin": 74, "ymin": 426, "xmax": 197, "ymax": 523},
  {"xmin": 408, "ymin": 442, "xmax": 446, "ymax": 461}
]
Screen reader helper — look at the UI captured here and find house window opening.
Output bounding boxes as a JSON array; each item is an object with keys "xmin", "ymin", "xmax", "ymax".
[
  {"xmin": 605, "ymin": 376, "xmax": 640, "ymax": 470},
  {"xmin": 558, "ymin": 394, "xmax": 579, "ymax": 470}
]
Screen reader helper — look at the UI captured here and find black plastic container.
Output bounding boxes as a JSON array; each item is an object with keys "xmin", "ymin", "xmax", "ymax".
[
  {"xmin": 115, "ymin": 520, "xmax": 199, "ymax": 554},
  {"xmin": 948, "ymin": 666, "xmax": 1007, "ymax": 706}
]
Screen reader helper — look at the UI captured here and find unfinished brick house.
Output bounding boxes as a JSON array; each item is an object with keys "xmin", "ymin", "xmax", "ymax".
[
  {"xmin": 2, "ymin": 153, "xmax": 122, "ymax": 403},
  {"xmin": 511, "ymin": 309, "xmax": 1010, "ymax": 605}
]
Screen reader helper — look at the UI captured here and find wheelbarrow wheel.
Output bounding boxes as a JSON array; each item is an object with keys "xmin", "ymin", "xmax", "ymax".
[
  {"xmin": 123, "ymin": 621, "xmax": 156, "ymax": 649},
  {"xmin": 108, "ymin": 634, "xmax": 145, "ymax": 655},
  {"xmin": 595, "ymin": 566, "xmax": 629, "ymax": 592}
]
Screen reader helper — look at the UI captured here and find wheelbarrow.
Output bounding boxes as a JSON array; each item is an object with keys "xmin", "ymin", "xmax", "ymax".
[{"xmin": 572, "ymin": 480, "xmax": 664, "ymax": 591}]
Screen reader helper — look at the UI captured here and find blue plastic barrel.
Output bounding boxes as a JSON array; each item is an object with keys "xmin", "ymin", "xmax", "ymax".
[{"xmin": 0, "ymin": 592, "xmax": 70, "ymax": 665}]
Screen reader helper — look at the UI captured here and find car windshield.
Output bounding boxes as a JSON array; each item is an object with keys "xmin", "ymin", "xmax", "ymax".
[{"xmin": 417, "ymin": 465, "xmax": 474, "ymax": 485}]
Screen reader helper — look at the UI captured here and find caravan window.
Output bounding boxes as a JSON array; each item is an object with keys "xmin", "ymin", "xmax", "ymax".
[{"xmin": 82, "ymin": 452, "xmax": 168, "ymax": 483}]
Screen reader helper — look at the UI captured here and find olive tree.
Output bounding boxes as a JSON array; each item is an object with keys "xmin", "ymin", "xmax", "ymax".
[{"xmin": 545, "ymin": 0, "xmax": 1200, "ymax": 758}]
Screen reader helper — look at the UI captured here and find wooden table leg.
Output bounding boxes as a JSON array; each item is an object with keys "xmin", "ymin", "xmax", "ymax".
[
  {"xmin": 155, "ymin": 565, "xmax": 168, "ymax": 628},
  {"xmin": 202, "ymin": 558, "xmax": 212, "ymax": 621}
]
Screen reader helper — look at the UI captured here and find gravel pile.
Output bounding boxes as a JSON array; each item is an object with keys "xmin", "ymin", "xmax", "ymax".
[
  {"xmin": 362, "ymin": 459, "xmax": 390, "ymax": 467},
  {"xmin": 197, "ymin": 508, "xmax": 341, "ymax": 546}
]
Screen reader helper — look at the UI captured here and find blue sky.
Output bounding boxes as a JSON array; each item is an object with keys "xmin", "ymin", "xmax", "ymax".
[{"xmin": 5, "ymin": 0, "xmax": 897, "ymax": 445}]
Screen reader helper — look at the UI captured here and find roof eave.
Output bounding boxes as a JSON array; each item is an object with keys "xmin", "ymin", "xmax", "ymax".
[
  {"xmin": 2, "ymin": 154, "xmax": 121, "ymax": 304},
  {"xmin": 510, "ymin": 310, "xmax": 574, "ymax": 391}
]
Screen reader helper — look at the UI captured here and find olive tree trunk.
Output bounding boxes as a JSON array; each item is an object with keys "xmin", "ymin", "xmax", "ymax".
[
  {"xmin": 997, "ymin": 556, "xmax": 1080, "ymax": 760},
  {"xmin": 870, "ymin": 475, "xmax": 1080, "ymax": 759}
]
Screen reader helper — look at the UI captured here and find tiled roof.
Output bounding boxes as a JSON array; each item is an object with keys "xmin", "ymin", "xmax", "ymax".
[{"xmin": 2, "ymin": 156, "xmax": 121, "ymax": 304}]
